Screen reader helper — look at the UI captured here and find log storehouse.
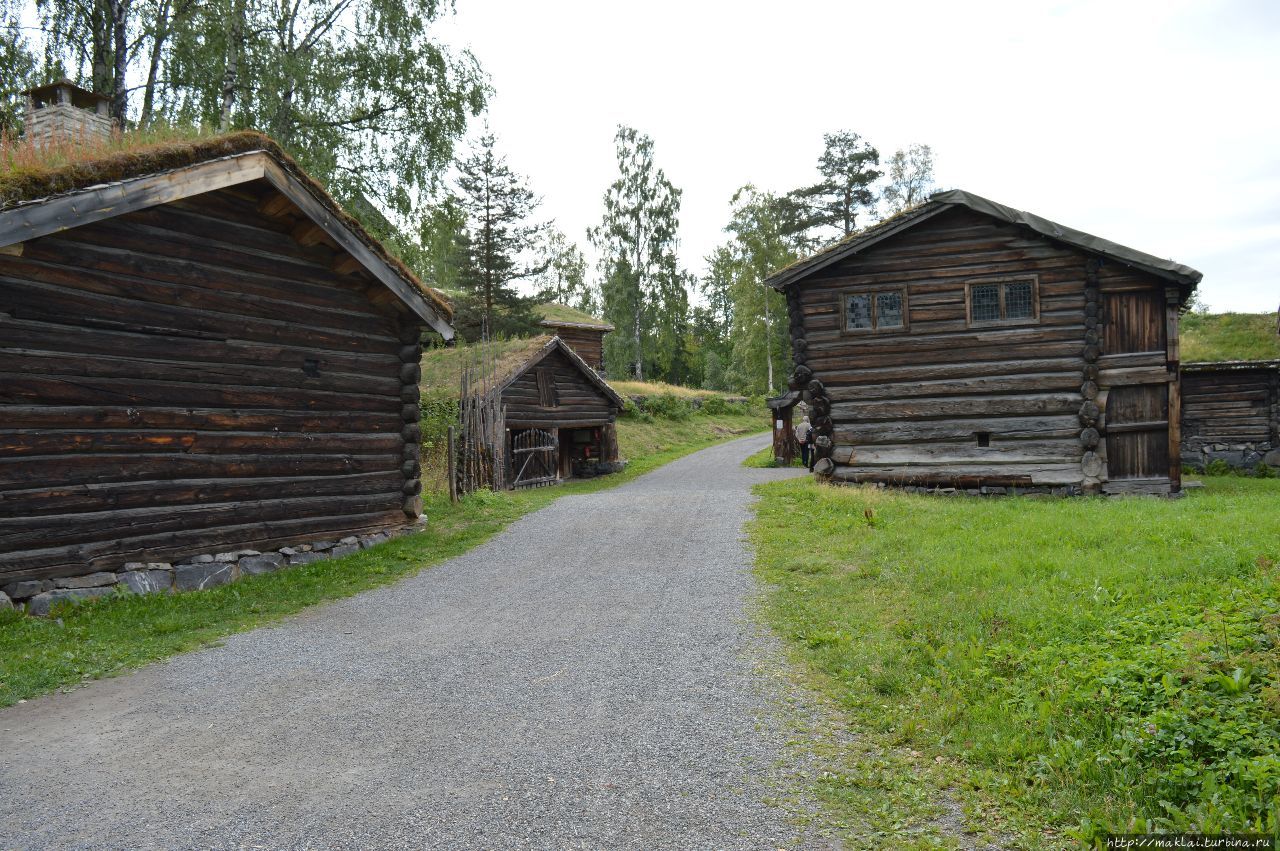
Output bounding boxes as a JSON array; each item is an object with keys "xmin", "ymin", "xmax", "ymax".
[
  {"xmin": 1, "ymin": 122, "xmax": 454, "ymax": 597},
  {"xmin": 766, "ymin": 189, "xmax": 1202, "ymax": 495}
]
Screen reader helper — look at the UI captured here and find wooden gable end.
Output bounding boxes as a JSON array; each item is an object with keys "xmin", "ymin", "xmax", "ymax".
[
  {"xmin": 0, "ymin": 185, "xmax": 425, "ymax": 582},
  {"xmin": 502, "ymin": 347, "xmax": 618, "ymax": 428}
]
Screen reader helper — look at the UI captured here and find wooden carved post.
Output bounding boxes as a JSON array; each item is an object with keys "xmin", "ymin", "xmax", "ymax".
[
  {"xmin": 1079, "ymin": 259, "xmax": 1103, "ymax": 494},
  {"xmin": 398, "ymin": 324, "xmax": 424, "ymax": 518},
  {"xmin": 1166, "ymin": 285, "xmax": 1182, "ymax": 493},
  {"xmin": 772, "ymin": 405, "xmax": 795, "ymax": 465}
]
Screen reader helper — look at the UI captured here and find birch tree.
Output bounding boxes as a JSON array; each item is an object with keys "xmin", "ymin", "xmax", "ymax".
[{"xmin": 589, "ymin": 125, "xmax": 683, "ymax": 381}]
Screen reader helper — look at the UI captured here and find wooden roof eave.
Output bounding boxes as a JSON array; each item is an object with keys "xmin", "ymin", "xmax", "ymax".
[{"xmin": 0, "ymin": 150, "xmax": 454, "ymax": 339}]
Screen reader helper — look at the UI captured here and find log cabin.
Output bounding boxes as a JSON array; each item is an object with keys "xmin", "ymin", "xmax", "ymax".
[
  {"xmin": 765, "ymin": 190, "xmax": 1202, "ymax": 495},
  {"xmin": 1, "ymin": 124, "xmax": 453, "ymax": 588},
  {"xmin": 1180, "ymin": 360, "xmax": 1279, "ymax": 471},
  {"xmin": 535, "ymin": 303, "xmax": 614, "ymax": 374}
]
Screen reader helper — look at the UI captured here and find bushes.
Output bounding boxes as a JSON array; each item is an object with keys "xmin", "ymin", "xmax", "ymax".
[{"xmin": 624, "ymin": 392, "xmax": 755, "ymax": 420}]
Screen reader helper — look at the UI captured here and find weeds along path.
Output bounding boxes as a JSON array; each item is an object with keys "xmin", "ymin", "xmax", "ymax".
[{"xmin": 0, "ymin": 434, "xmax": 814, "ymax": 850}]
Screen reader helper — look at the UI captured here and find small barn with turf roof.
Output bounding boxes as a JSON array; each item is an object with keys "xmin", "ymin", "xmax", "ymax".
[
  {"xmin": 766, "ymin": 190, "xmax": 1202, "ymax": 496},
  {"xmin": 535, "ymin": 302, "xmax": 613, "ymax": 374},
  {"xmin": 0, "ymin": 125, "xmax": 453, "ymax": 592},
  {"xmin": 423, "ymin": 334, "xmax": 626, "ymax": 487},
  {"xmin": 1178, "ymin": 310, "xmax": 1280, "ymax": 472}
]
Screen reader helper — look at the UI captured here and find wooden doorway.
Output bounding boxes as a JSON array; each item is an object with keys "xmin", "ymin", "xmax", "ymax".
[
  {"xmin": 1104, "ymin": 384, "xmax": 1169, "ymax": 480},
  {"xmin": 1099, "ymin": 287, "xmax": 1176, "ymax": 493}
]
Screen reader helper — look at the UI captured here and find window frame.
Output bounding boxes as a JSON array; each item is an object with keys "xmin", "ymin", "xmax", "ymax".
[
  {"xmin": 838, "ymin": 285, "xmax": 910, "ymax": 336},
  {"xmin": 964, "ymin": 274, "xmax": 1040, "ymax": 328}
]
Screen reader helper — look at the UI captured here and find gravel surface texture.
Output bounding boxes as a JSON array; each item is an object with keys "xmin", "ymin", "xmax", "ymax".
[{"xmin": 0, "ymin": 434, "xmax": 818, "ymax": 850}]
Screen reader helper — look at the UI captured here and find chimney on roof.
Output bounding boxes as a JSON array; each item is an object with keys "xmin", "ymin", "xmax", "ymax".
[{"xmin": 20, "ymin": 80, "xmax": 115, "ymax": 146}]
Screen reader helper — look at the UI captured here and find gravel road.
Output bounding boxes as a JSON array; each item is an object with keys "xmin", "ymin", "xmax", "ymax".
[{"xmin": 0, "ymin": 433, "xmax": 815, "ymax": 850}]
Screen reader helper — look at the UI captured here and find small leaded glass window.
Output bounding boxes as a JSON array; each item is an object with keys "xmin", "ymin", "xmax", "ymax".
[
  {"xmin": 967, "ymin": 277, "xmax": 1039, "ymax": 325},
  {"xmin": 876, "ymin": 292, "xmax": 904, "ymax": 328},
  {"xmin": 842, "ymin": 288, "xmax": 908, "ymax": 333},
  {"xmin": 845, "ymin": 294, "xmax": 872, "ymax": 330},
  {"xmin": 971, "ymin": 284, "xmax": 1001, "ymax": 322},
  {"xmin": 1004, "ymin": 281, "xmax": 1034, "ymax": 319}
]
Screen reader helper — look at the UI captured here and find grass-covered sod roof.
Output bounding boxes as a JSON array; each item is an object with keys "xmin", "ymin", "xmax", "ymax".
[
  {"xmin": 1181, "ymin": 311, "xmax": 1280, "ymax": 363},
  {"xmin": 535, "ymin": 302, "xmax": 613, "ymax": 330},
  {"xmin": 0, "ymin": 128, "xmax": 452, "ymax": 320}
]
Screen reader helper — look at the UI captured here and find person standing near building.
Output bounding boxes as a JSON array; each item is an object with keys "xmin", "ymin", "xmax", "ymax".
[{"xmin": 794, "ymin": 415, "xmax": 813, "ymax": 468}]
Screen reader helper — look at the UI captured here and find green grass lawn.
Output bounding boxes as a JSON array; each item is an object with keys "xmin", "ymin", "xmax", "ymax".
[
  {"xmin": 0, "ymin": 409, "xmax": 764, "ymax": 710},
  {"xmin": 750, "ymin": 477, "xmax": 1280, "ymax": 848},
  {"xmin": 1181, "ymin": 311, "xmax": 1280, "ymax": 362}
]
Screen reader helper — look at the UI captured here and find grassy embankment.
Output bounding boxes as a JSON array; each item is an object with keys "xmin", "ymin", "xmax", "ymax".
[
  {"xmin": 0, "ymin": 389, "xmax": 763, "ymax": 709},
  {"xmin": 750, "ymin": 476, "xmax": 1280, "ymax": 848},
  {"xmin": 1181, "ymin": 311, "xmax": 1280, "ymax": 362}
]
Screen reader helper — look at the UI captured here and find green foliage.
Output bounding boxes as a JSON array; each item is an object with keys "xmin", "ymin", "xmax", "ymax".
[
  {"xmin": 704, "ymin": 186, "xmax": 807, "ymax": 396},
  {"xmin": 418, "ymin": 387, "xmax": 458, "ymax": 450},
  {"xmin": 534, "ymin": 229, "xmax": 596, "ymax": 313},
  {"xmin": 1181, "ymin": 312, "xmax": 1280, "ymax": 362},
  {"xmin": 589, "ymin": 125, "xmax": 689, "ymax": 383},
  {"xmin": 789, "ymin": 130, "xmax": 882, "ymax": 237},
  {"xmin": 750, "ymin": 477, "xmax": 1280, "ymax": 845},
  {"xmin": 23, "ymin": 0, "xmax": 487, "ymax": 224},
  {"xmin": 882, "ymin": 143, "xmax": 936, "ymax": 215},
  {"xmin": 0, "ymin": 1, "xmax": 37, "ymax": 136},
  {"xmin": 450, "ymin": 131, "xmax": 546, "ymax": 341}
]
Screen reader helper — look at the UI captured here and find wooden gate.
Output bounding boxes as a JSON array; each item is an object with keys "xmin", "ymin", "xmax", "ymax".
[{"xmin": 510, "ymin": 428, "xmax": 559, "ymax": 489}]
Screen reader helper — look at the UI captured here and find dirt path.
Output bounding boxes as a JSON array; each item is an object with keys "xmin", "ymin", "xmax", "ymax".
[{"xmin": 0, "ymin": 434, "xmax": 814, "ymax": 850}]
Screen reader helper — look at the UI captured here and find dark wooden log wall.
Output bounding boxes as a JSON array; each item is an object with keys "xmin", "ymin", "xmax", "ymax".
[
  {"xmin": 502, "ymin": 348, "xmax": 617, "ymax": 429},
  {"xmin": 0, "ymin": 184, "xmax": 421, "ymax": 583},
  {"xmin": 547, "ymin": 326, "xmax": 606, "ymax": 372},
  {"xmin": 1181, "ymin": 367, "xmax": 1279, "ymax": 451},
  {"xmin": 790, "ymin": 207, "xmax": 1177, "ymax": 489}
]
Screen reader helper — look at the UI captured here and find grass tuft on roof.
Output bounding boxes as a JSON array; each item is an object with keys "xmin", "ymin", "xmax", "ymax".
[
  {"xmin": 0, "ymin": 126, "xmax": 264, "ymax": 207},
  {"xmin": 0, "ymin": 126, "xmax": 452, "ymax": 320},
  {"xmin": 420, "ymin": 335, "xmax": 556, "ymax": 396},
  {"xmin": 1181, "ymin": 312, "xmax": 1280, "ymax": 363},
  {"xmin": 535, "ymin": 302, "xmax": 612, "ymax": 329}
]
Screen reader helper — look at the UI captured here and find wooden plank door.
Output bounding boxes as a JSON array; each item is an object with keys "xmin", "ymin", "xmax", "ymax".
[
  {"xmin": 1104, "ymin": 384, "xmax": 1169, "ymax": 479},
  {"xmin": 1100, "ymin": 289, "xmax": 1172, "ymax": 485}
]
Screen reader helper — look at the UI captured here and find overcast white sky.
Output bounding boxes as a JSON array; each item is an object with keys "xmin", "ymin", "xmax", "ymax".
[{"xmin": 435, "ymin": 0, "xmax": 1279, "ymax": 312}]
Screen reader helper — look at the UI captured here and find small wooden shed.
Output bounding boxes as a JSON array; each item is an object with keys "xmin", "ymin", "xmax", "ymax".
[
  {"xmin": 486, "ymin": 335, "xmax": 625, "ymax": 487},
  {"xmin": 536, "ymin": 303, "xmax": 613, "ymax": 374},
  {"xmin": 1180, "ymin": 361, "xmax": 1280, "ymax": 471},
  {"xmin": 765, "ymin": 190, "xmax": 1202, "ymax": 495},
  {"xmin": 0, "ymin": 131, "xmax": 453, "ymax": 586}
]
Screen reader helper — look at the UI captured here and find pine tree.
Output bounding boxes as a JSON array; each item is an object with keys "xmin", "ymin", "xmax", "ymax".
[
  {"xmin": 791, "ymin": 130, "xmax": 882, "ymax": 238},
  {"xmin": 451, "ymin": 132, "xmax": 545, "ymax": 341}
]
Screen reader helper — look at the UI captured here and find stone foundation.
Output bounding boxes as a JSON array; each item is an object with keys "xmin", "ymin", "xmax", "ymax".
[
  {"xmin": 2, "ymin": 523, "xmax": 423, "ymax": 617},
  {"xmin": 828, "ymin": 480, "xmax": 1084, "ymax": 497},
  {"xmin": 1181, "ymin": 440, "xmax": 1279, "ymax": 474}
]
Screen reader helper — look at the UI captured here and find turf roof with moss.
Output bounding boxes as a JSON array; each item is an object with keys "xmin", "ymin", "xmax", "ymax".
[
  {"xmin": 535, "ymin": 302, "xmax": 613, "ymax": 330},
  {"xmin": 0, "ymin": 129, "xmax": 451, "ymax": 320},
  {"xmin": 1181, "ymin": 311, "xmax": 1280, "ymax": 363}
]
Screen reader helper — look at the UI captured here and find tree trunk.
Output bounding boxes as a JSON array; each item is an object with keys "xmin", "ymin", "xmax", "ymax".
[
  {"xmin": 140, "ymin": 0, "xmax": 173, "ymax": 125},
  {"xmin": 110, "ymin": 0, "xmax": 130, "ymax": 123},
  {"xmin": 219, "ymin": 0, "xmax": 246, "ymax": 131}
]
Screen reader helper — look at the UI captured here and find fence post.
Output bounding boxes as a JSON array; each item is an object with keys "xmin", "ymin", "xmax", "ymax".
[{"xmin": 447, "ymin": 424, "xmax": 457, "ymax": 503}]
